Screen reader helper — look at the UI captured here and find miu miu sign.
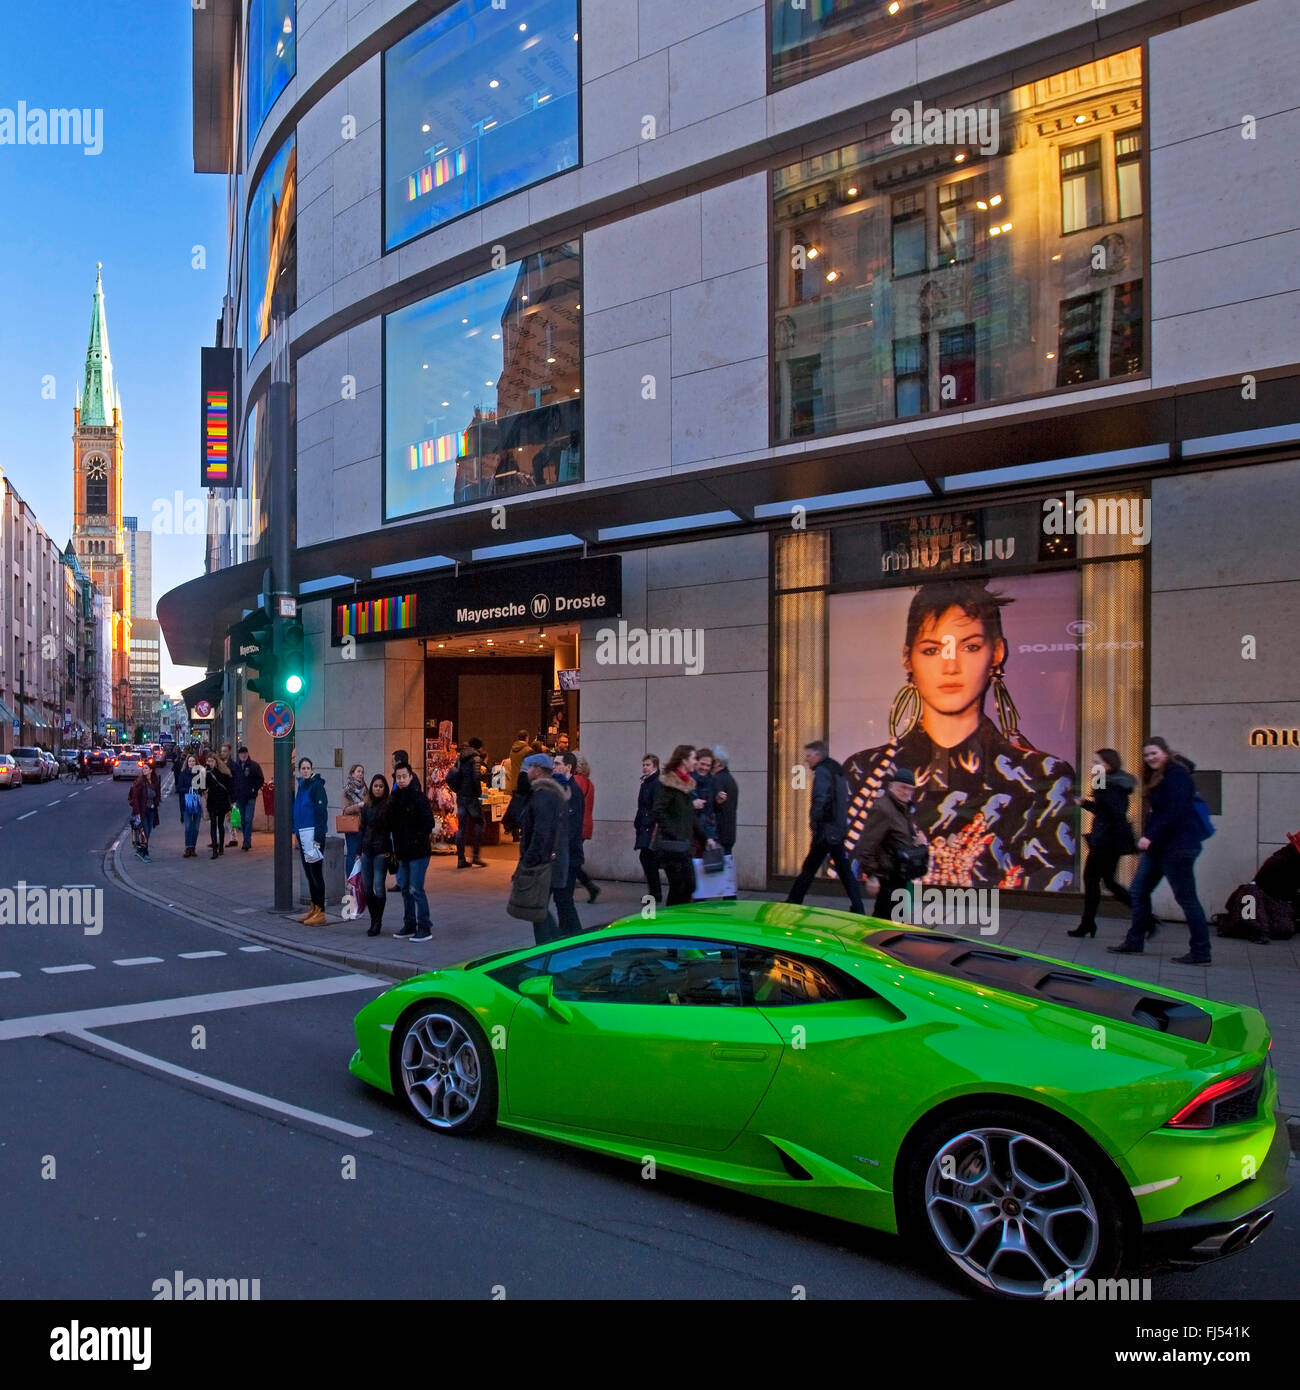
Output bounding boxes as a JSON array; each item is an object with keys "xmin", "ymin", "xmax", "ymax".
[{"xmin": 1249, "ymin": 728, "xmax": 1300, "ymax": 746}]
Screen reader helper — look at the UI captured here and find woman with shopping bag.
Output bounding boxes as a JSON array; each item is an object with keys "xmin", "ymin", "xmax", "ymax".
[{"xmin": 292, "ymin": 756, "xmax": 330, "ymax": 925}]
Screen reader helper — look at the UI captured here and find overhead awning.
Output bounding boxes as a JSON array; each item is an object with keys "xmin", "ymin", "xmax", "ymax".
[
  {"xmin": 0, "ymin": 697, "xmax": 16, "ymax": 725},
  {"xmin": 20, "ymin": 703, "xmax": 49, "ymax": 731},
  {"xmin": 182, "ymin": 672, "xmax": 223, "ymax": 721}
]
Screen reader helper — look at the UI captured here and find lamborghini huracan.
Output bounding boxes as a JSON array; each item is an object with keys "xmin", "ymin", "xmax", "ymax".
[{"xmin": 350, "ymin": 900, "xmax": 1288, "ymax": 1298}]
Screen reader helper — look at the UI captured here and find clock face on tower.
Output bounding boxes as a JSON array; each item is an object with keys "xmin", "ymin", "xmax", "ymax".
[{"xmin": 86, "ymin": 458, "xmax": 107, "ymax": 480}]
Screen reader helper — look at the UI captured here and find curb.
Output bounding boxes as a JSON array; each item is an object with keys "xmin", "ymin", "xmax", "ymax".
[{"xmin": 107, "ymin": 835, "xmax": 422, "ymax": 983}]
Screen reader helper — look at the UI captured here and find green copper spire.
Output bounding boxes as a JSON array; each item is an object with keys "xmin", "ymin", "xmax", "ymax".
[{"xmin": 80, "ymin": 263, "xmax": 117, "ymax": 427}]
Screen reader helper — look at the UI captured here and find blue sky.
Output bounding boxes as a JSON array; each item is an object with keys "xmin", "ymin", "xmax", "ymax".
[{"xmin": 0, "ymin": 1, "xmax": 228, "ymax": 693}]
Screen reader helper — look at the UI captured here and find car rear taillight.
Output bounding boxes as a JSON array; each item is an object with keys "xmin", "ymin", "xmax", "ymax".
[{"xmin": 1166, "ymin": 1068, "xmax": 1263, "ymax": 1129}]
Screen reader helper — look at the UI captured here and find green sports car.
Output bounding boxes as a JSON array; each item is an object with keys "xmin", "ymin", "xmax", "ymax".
[{"xmin": 349, "ymin": 901, "xmax": 1288, "ymax": 1298}]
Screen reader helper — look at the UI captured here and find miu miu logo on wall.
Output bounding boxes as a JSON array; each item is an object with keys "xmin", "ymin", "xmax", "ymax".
[{"xmin": 1249, "ymin": 728, "xmax": 1300, "ymax": 747}]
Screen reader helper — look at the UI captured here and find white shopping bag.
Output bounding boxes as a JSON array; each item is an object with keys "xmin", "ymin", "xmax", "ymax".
[
  {"xmin": 299, "ymin": 827, "xmax": 324, "ymax": 864},
  {"xmin": 691, "ymin": 854, "xmax": 737, "ymax": 901}
]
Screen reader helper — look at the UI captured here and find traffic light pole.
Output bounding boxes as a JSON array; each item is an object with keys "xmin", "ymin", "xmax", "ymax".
[{"xmin": 269, "ymin": 293, "xmax": 295, "ymax": 912}]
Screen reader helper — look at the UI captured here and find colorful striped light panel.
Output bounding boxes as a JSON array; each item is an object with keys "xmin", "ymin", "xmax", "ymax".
[
  {"xmin": 337, "ymin": 592, "xmax": 418, "ymax": 640},
  {"xmin": 204, "ymin": 390, "xmax": 229, "ymax": 479},
  {"xmin": 408, "ymin": 430, "xmax": 471, "ymax": 471},
  {"xmin": 407, "ymin": 148, "xmax": 468, "ymax": 201}
]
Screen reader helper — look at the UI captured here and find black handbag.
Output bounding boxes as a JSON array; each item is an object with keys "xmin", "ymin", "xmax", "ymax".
[
  {"xmin": 893, "ymin": 841, "xmax": 930, "ymax": 881},
  {"xmin": 701, "ymin": 845, "xmax": 726, "ymax": 874}
]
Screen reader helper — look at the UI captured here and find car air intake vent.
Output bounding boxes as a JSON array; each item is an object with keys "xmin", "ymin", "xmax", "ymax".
[
  {"xmin": 1133, "ymin": 998, "xmax": 1214, "ymax": 1043},
  {"xmin": 864, "ymin": 928, "xmax": 1214, "ymax": 1042}
]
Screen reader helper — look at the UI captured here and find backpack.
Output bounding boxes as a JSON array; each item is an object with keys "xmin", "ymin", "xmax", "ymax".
[
  {"xmin": 445, "ymin": 762, "xmax": 463, "ymax": 794},
  {"xmin": 1212, "ymin": 882, "xmax": 1295, "ymax": 940},
  {"xmin": 1192, "ymin": 795, "xmax": 1215, "ymax": 840}
]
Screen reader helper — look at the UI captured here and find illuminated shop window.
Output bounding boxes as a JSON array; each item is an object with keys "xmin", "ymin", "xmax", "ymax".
[
  {"xmin": 385, "ymin": 0, "xmax": 579, "ymax": 251},
  {"xmin": 385, "ymin": 241, "xmax": 582, "ymax": 520},
  {"xmin": 773, "ymin": 49, "xmax": 1145, "ymax": 441}
]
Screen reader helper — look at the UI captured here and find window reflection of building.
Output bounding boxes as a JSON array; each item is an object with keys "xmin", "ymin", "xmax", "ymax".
[
  {"xmin": 248, "ymin": 0, "xmax": 296, "ymax": 156},
  {"xmin": 248, "ymin": 137, "xmax": 297, "ymax": 354},
  {"xmin": 772, "ymin": 49, "xmax": 1144, "ymax": 442}
]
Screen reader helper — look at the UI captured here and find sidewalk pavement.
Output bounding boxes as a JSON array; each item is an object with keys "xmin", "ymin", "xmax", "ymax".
[{"xmin": 113, "ymin": 794, "xmax": 1300, "ymax": 1121}]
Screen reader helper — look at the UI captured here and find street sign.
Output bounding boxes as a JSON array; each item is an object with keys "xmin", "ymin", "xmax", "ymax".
[
  {"xmin": 277, "ymin": 595, "xmax": 298, "ymax": 618},
  {"xmin": 264, "ymin": 701, "xmax": 294, "ymax": 740},
  {"xmin": 11, "ymin": 719, "xmax": 18, "ymax": 738},
  {"xmin": 194, "ymin": 700, "xmax": 213, "ymax": 719}
]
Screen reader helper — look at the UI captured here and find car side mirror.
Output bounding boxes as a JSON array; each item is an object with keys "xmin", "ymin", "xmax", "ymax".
[{"xmin": 519, "ymin": 974, "xmax": 571, "ymax": 1022}]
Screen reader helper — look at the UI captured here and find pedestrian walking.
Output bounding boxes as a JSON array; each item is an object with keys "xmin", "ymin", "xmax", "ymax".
[
  {"xmin": 654, "ymin": 745, "xmax": 711, "ymax": 907},
  {"xmin": 340, "ymin": 762, "xmax": 365, "ymax": 869},
  {"xmin": 389, "ymin": 761, "xmax": 434, "ymax": 941},
  {"xmin": 711, "ymin": 746, "xmax": 739, "ymax": 859},
  {"xmin": 358, "ymin": 773, "xmax": 394, "ymax": 938},
  {"xmin": 451, "ymin": 738, "xmax": 487, "ymax": 869},
  {"xmin": 552, "ymin": 752, "xmax": 586, "ymax": 935},
  {"xmin": 231, "ymin": 745, "xmax": 266, "ymax": 852},
  {"xmin": 1110, "ymin": 737, "xmax": 1213, "ymax": 965},
  {"xmin": 128, "ymin": 766, "xmax": 153, "ymax": 862},
  {"xmin": 206, "ymin": 754, "xmax": 234, "ymax": 860},
  {"xmin": 786, "ymin": 741, "xmax": 866, "ymax": 915},
  {"xmin": 179, "ymin": 754, "xmax": 203, "ymax": 857},
  {"xmin": 514, "ymin": 753, "xmax": 570, "ymax": 945},
  {"xmin": 1069, "ymin": 749, "xmax": 1137, "ymax": 938},
  {"xmin": 858, "ymin": 767, "xmax": 926, "ymax": 919},
  {"xmin": 292, "ymin": 756, "xmax": 330, "ymax": 925},
  {"xmin": 694, "ymin": 748, "xmax": 720, "ymax": 847},
  {"xmin": 572, "ymin": 755, "xmax": 600, "ymax": 903},
  {"xmin": 634, "ymin": 754, "xmax": 663, "ymax": 904},
  {"xmin": 507, "ymin": 729, "xmax": 531, "ymax": 792}
]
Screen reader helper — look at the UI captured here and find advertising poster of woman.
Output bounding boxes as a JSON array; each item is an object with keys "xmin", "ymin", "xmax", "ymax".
[{"xmin": 834, "ymin": 575, "xmax": 1079, "ymax": 891}]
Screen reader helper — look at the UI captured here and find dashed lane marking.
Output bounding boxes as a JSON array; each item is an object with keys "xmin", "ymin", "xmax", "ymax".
[
  {"xmin": 178, "ymin": 950, "xmax": 227, "ymax": 960},
  {"xmin": 239, "ymin": 946, "xmax": 269, "ymax": 952},
  {"xmin": 41, "ymin": 964, "xmax": 94, "ymax": 974},
  {"xmin": 66, "ymin": 1028, "xmax": 374, "ymax": 1139},
  {"xmin": 17, "ymin": 811, "xmax": 37, "ymax": 821},
  {"xmin": 113, "ymin": 957, "xmax": 165, "ymax": 967},
  {"xmin": 0, "ymin": 971, "xmax": 19, "ymax": 979}
]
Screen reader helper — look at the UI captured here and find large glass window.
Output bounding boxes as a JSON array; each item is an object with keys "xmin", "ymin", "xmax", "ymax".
[
  {"xmin": 247, "ymin": 0, "xmax": 295, "ymax": 156},
  {"xmin": 385, "ymin": 241, "xmax": 581, "ymax": 520},
  {"xmin": 771, "ymin": 0, "xmax": 1012, "ymax": 88},
  {"xmin": 384, "ymin": 0, "xmax": 579, "ymax": 251},
  {"xmin": 246, "ymin": 134, "xmax": 297, "ymax": 356},
  {"xmin": 773, "ymin": 49, "xmax": 1145, "ymax": 441}
]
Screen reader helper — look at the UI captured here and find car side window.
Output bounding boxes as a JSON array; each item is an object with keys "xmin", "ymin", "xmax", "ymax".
[
  {"xmin": 738, "ymin": 948, "xmax": 866, "ymax": 1005},
  {"xmin": 487, "ymin": 953, "xmax": 550, "ymax": 994},
  {"xmin": 544, "ymin": 937, "xmax": 740, "ymax": 1006}
]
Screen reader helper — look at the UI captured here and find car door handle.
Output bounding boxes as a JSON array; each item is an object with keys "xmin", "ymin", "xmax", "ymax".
[{"xmin": 711, "ymin": 1047, "xmax": 771, "ymax": 1062}]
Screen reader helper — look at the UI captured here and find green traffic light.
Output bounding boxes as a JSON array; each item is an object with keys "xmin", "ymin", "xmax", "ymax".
[{"xmin": 285, "ymin": 674, "xmax": 303, "ymax": 696}]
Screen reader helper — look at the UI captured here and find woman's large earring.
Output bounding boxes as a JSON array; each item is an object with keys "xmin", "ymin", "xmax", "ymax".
[
  {"xmin": 890, "ymin": 676, "xmax": 922, "ymax": 741},
  {"xmin": 990, "ymin": 662, "xmax": 1026, "ymax": 743}
]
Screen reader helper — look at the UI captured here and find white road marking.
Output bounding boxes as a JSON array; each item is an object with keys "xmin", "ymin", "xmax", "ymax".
[
  {"xmin": 0, "ymin": 972, "xmax": 383, "ymax": 1041},
  {"xmin": 17, "ymin": 811, "xmax": 37, "ymax": 821},
  {"xmin": 113, "ymin": 957, "xmax": 165, "ymax": 967},
  {"xmin": 42, "ymin": 964, "xmax": 95, "ymax": 974},
  {"xmin": 178, "ymin": 950, "xmax": 226, "ymax": 959},
  {"xmin": 239, "ymin": 945, "xmax": 269, "ymax": 952},
  {"xmin": 49, "ymin": 798, "xmax": 62, "ymax": 805},
  {"xmin": 66, "ymin": 1028, "xmax": 373, "ymax": 1139},
  {"xmin": 0, "ymin": 970, "xmax": 20, "ymax": 979}
]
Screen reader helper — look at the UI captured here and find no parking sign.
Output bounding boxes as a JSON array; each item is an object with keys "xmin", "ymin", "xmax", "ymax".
[{"xmin": 264, "ymin": 701, "xmax": 294, "ymax": 739}]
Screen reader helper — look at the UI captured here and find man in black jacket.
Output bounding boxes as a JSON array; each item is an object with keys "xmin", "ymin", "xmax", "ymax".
[
  {"xmin": 453, "ymin": 737, "xmax": 487, "ymax": 869},
  {"xmin": 230, "ymin": 745, "xmax": 266, "ymax": 852},
  {"xmin": 711, "ymin": 745, "xmax": 739, "ymax": 860},
  {"xmin": 517, "ymin": 753, "xmax": 570, "ymax": 945},
  {"xmin": 859, "ymin": 767, "xmax": 924, "ymax": 919},
  {"xmin": 786, "ymin": 741, "xmax": 866, "ymax": 914},
  {"xmin": 1069, "ymin": 749, "xmax": 1136, "ymax": 938},
  {"xmin": 552, "ymin": 752, "xmax": 586, "ymax": 937}
]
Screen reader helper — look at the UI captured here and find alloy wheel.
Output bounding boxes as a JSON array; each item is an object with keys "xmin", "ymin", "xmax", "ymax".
[
  {"xmin": 924, "ymin": 1126, "xmax": 1102, "ymax": 1297},
  {"xmin": 400, "ymin": 1013, "xmax": 483, "ymax": 1130}
]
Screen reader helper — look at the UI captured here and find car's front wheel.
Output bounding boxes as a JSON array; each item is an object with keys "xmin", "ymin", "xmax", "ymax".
[
  {"xmin": 905, "ymin": 1107, "xmax": 1129, "ymax": 1299},
  {"xmin": 392, "ymin": 1004, "xmax": 497, "ymax": 1136}
]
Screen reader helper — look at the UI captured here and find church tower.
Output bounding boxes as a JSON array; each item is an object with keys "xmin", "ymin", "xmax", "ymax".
[{"xmin": 72, "ymin": 265, "xmax": 132, "ymax": 731}]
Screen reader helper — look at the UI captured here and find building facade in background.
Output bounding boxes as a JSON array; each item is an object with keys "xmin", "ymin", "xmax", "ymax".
[
  {"xmin": 71, "ymin": 266, "xmax": 132, "ymax": 732},
  {"xmin": 123, "ymin": 515, "xmax": 152, "ymax": 619},
  {"xmin": 165, "ymin": 0, "xmax": 1300, "ymax": 916}
]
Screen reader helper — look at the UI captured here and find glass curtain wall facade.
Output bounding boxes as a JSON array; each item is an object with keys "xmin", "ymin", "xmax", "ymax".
[
  {"xmin": 385, "ymin": 241, "xmax": 582, "ymax": 519},
  {"xmin": 773, "ymin": 49, "xmax": 1145, "ymax": 440},
  {"xmin": 247, "ymin": 0, "xmax": 296, "ymax": 155},
  {"xmin": 384, "ymin": 0, "xmax": 580, "ymax": 250},
  {"xmin": 770, "ymin": 0, "xmax": 1013, "ymax": 88}
]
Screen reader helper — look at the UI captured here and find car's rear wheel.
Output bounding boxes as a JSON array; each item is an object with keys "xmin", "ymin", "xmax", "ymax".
[
  {"xmin": 392, "ymin": 1004, "xmax": 497, "ymax": 1135},
  {"xmin": 905, "ymin": 1107, "xmax": 1128, "ymax": 1299}
]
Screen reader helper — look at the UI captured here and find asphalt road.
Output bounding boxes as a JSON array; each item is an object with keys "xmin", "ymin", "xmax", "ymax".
[{"xmin": 0, "ymin": 776, "xmax": 1296, "ymax": 1301}]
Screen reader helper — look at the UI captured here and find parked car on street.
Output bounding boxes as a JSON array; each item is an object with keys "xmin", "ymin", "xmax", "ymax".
[
  {"xmin": 0, "ymin": 754, "xmax": 22, "ymax": 789},
  {"xmin": 40, "ymin": 751, "xmax": 58, "ymax": 780},
  {"xmin": 113, "ymin": 750, "xmax": 150, "ymax": 781},
  {"xmin": 11, "ymin": 747, "xmax": 51, "ymax": 783}
]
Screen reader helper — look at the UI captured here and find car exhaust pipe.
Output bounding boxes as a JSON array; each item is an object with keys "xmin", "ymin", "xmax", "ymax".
[{"xmin": 1241, "ymin": 1210, "xmax": 1275, "ymax": 1247}]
